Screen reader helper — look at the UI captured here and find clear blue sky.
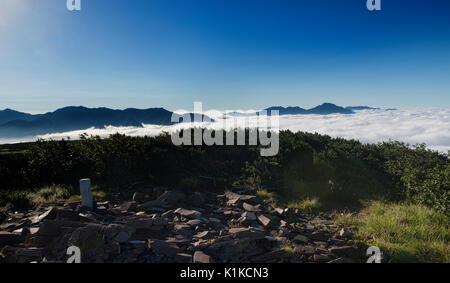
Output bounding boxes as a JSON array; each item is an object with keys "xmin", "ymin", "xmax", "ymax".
[{"xmin": 1, "ymin": 0, "xmax": 449, "ymax": 113}]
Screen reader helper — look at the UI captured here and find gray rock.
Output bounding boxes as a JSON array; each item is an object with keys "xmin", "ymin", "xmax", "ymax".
[
  {"xmin": 105, "ymin": 223, "xmax": 135, "ymax": 240},
  {"xmin": 141, "ymin": 190, "xmax": 185, "ymax": 209},
  {"xmin": 310, "ymin": 231, "xmax": 330, "ymax": 242},
  {"xmin": 314, "ymin": 253, "xmax": 332, "ymax": 263},
  {"xmin": 120, "ymin": 201, "xmax": 137, "ymax": 212},
  {"xmin": 327, "ymin": 257, "xmax": 357, "ymax": 263},
  {"xmin": 128, "ymin": 219, "xmax": 154, "ymax": 230},
  {"xmin": 292, "ymin": 235, "xmax": 309, "ymax": 244},
  {"xmin": 294, "ymin": 245, "xmax": 315, "ymax": 256},
  {"xmin": 187, "ymin": 219, "xmax": 202, "ymax": 227},
  {"xmin": 69, "ymin": 224, "xmax": 106, "ymax": 262},
  {"xmin": 33, "ymin": 207, "xmax": 57, "ymax": 223},
  {"xmin": 174, "ymin": 224, "xmax": 193, "ymax": 236},
  {"xmin": 174, "ymin": 208, "xmax": 202, "ymax": 219},
  {"xmin": 242, "ymin": 202, "xmax": 261, "ymax": 212},
  {"xmin": 229, "ymin": 227, "xmax": 265, "ymax": 240},
  {"xmin": 194, "ymin": 230, "xmax": 217, "ymax": 240},
  {"xmin": 239, "ymin": 211, "xmax": 256, "ymax": 224},
  {"xmin": 36, "ymin": 220, "xmax": 61, "ymax": 237},
  {"xmin": 257, "ymin": 215, "xmax": 272, "ymax": 227},
  {"xmin": 148, "ymin": 239, "xmax": 181, "ymax": 257},
  {"xmin": 193, "ymin": 251, "xmax": 212, "ymax": 263},
  {"xmin": 329, "ymin": 246, "xmax": 361, "ymax": 258}
]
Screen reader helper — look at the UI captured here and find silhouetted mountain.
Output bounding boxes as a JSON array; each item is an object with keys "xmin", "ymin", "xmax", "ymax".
[
  {"xmin": 228, "ymin": 103, "xmax": 355, "ymax": 116},
  {"xmin": 264, "ymin": 106, "xmax": 308, "ymax": 115},
  {"xmin": 0, "ymin": 109, "xmax": 39, "ymax": 124},
  {"xmin": 307, "ymin": 103, "xmax": 353, "ymax": 114},
  {"xmin": 0, "ymin": 106, "xmax": 209, "ymax": 138},
  {"xmin": 345, "ymin": 106, "xmax": 380, "ymax": 111}
]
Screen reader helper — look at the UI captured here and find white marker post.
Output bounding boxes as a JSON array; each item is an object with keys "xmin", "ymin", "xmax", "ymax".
[{"xmin": 80, "ymin": 178, "xmax": 93, "ymax": 210}]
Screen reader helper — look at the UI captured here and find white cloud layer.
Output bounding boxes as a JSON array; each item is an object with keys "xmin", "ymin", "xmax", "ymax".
[{"xmin": 1, "ymin": 109, "xmax": 449, "ymax": 153}]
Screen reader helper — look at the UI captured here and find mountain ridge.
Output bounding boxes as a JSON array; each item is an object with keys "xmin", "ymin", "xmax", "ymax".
[
  {"xmin": 0, "ymin": 103, "xmax": 378, "ymax": 138},
  {"xmin": 0, "ymin": 106, "xmax": 208, "ymax": 138}
]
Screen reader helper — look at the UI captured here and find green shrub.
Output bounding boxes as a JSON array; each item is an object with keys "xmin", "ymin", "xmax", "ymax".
[{"xmin": 0, "ymin": 131, "xmax": 448, "ymax": 213}]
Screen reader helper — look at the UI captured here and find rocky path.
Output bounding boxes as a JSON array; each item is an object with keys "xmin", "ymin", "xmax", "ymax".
[{"xmin": 0, "ymin": 186, "xmax": 366, "ymax": 263}]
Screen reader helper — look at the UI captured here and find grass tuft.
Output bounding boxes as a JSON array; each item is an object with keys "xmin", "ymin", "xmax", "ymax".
[
  {"xmin": 257, "ymin": 189, "xmax": 277, "ymax": 206},
  {"xmin": 29, "ymin": 185, "xmax": 72, "ymax": 206},
  {"xmin": 337, "ymin": 201, "xmax": 449, "ymax": 263},
  {"xmin": 287, "ymin": 197, "xmax": 321, "ymax": 212}
]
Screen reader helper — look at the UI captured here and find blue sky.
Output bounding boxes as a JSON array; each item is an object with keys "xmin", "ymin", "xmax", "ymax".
[{"xmin": 0, "ymin": 0, "xmax": 449, "ymax": 113}]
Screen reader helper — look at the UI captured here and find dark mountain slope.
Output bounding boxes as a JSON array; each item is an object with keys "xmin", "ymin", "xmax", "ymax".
[{"xmin": 0, "ymin": 106, "xmax": 208, "ymax": 138}]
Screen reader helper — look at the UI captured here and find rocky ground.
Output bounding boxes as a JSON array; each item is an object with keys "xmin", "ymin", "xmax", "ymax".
[{"xmin": 0, "ymin": 185, "xmax": 367, "ymax": 263}]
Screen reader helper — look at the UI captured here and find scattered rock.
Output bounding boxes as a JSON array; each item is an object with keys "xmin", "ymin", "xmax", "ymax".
[
  {"xmin": 229, "ymin": 227, "xmax": 265, "ymax": 240},
  {"xmin": 35, "ymin": 220, "xmax": 61, "ymax": 237},
  {"xmin": 141, "ymin": 190, "xmax": 185, "ymax": 210},
  {"xmin": 294, "ymin": 245, "xmax": 315, "ymax": 256},
  {"xmin": 33, "ymin": 207, "xmax": 57, "ymax": 223},
  {"xmin": 174, "ymin": 208, "xmax": 202, "ymax": 220},
  {"xmin": 292, "ymin": 235, "xmax": 309, "ymax": 244},
  {"xmin": 313, "ymin": 253, "xmax": 332, "ymax": 263},
  {"xmin": 327, "ymin": 257, "xmax": 357, "ymax": 263},
  {"xmin": 257, "ymin": 215, "xmax": 272, "ymax": 227},
  {"xmin": 239, "ymin": 212, "xmax": 256, "ymax": 224},
  {"xmin": 120, "ymin": 201, "xmax": 137, "ymax": 212},
  {"xmin": 1, "ymin": 187, "xmax": 363, "ymax": 263},
  {"xmin": 243, "ymin": 202, "xmax": 261, "ymax": 212},
  {"xmin": 329, "ymin": 246, "xmax": 361, "ymax": 258},
  {"xmin": 193, "ymin": 251, "xmax": 212, "ymax": 263},
  {"xmin": 194, "ymin": 231, "xmax": 217, "ymax": 240},
  {"xmin": 148, "ymin": 239, "xmax": 181, "ymax": 257}
]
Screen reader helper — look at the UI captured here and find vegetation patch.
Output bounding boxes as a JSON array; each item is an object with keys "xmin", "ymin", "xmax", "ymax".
[
  {"xmin": 337, "ymin": 201, "xmax": 449, "ymax": 263},
  {"xmin": 287, "ymin": 197, "xmax": 321, "ymax": 212}
]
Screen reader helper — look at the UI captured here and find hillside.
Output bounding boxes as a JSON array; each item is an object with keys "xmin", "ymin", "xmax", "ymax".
[{"xmin": 0, "ymin": 131, "xmax": 448, "ymax": 263}]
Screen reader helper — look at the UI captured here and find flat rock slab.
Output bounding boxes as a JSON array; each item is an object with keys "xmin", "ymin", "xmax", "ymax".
[
  {"xmin": 243, "ymin": 202, "xmax": 261, "ymax": 212},
  {"xmin": 174, "ymin": 208, "xmax": 202, "ymax": 219},
  {"xmin": 257, "ymin": 215, "xmax": 272, "ymax": 227},
  {"xmin": 32, "ymin": 207, "xmax": 57, "ymax": 224},
  {"xmin": 329, "ymin": 246, "xmax": 362, "ymax": 258},
  {"xmin": 148, "ymin": 239, "xmax": 181, "ymax": 257},
  {"xmin": 194, "ymin": 231, "xmax": 217, "ymax": 240},
  {"xmin": 229, "ymin": 227, "xmax": 265, "ymax": 240},
  {"xmin": 193, "ymin": 251, "xmax": 212, "ymax": 263},
  {"xmin": 292, "ymin": 235, "xmax": 309, "ymax": 244}
]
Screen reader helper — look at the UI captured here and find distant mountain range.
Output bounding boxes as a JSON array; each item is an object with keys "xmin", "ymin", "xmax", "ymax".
[
  {"xmin": 0, "ymin": 103, "xmax": 379, "ymax": 138},
  {"xmin": 0, "ymin": 106, "xmax": 207, "ymax": 138},
  {"xmin": 229, "ymin": 103, "xmax": 379, "ymax": 116}
]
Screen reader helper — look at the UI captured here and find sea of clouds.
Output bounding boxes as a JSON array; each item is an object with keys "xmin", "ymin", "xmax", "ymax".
[{"xmin": 2, "ymin": 108, "xmax": 449, "ymax": 153}]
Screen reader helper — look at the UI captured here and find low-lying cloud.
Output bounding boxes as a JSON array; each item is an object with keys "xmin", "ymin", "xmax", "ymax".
[{"xmin": 3, "ymin": 109, "xmax": 449, "ymax": 153}]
